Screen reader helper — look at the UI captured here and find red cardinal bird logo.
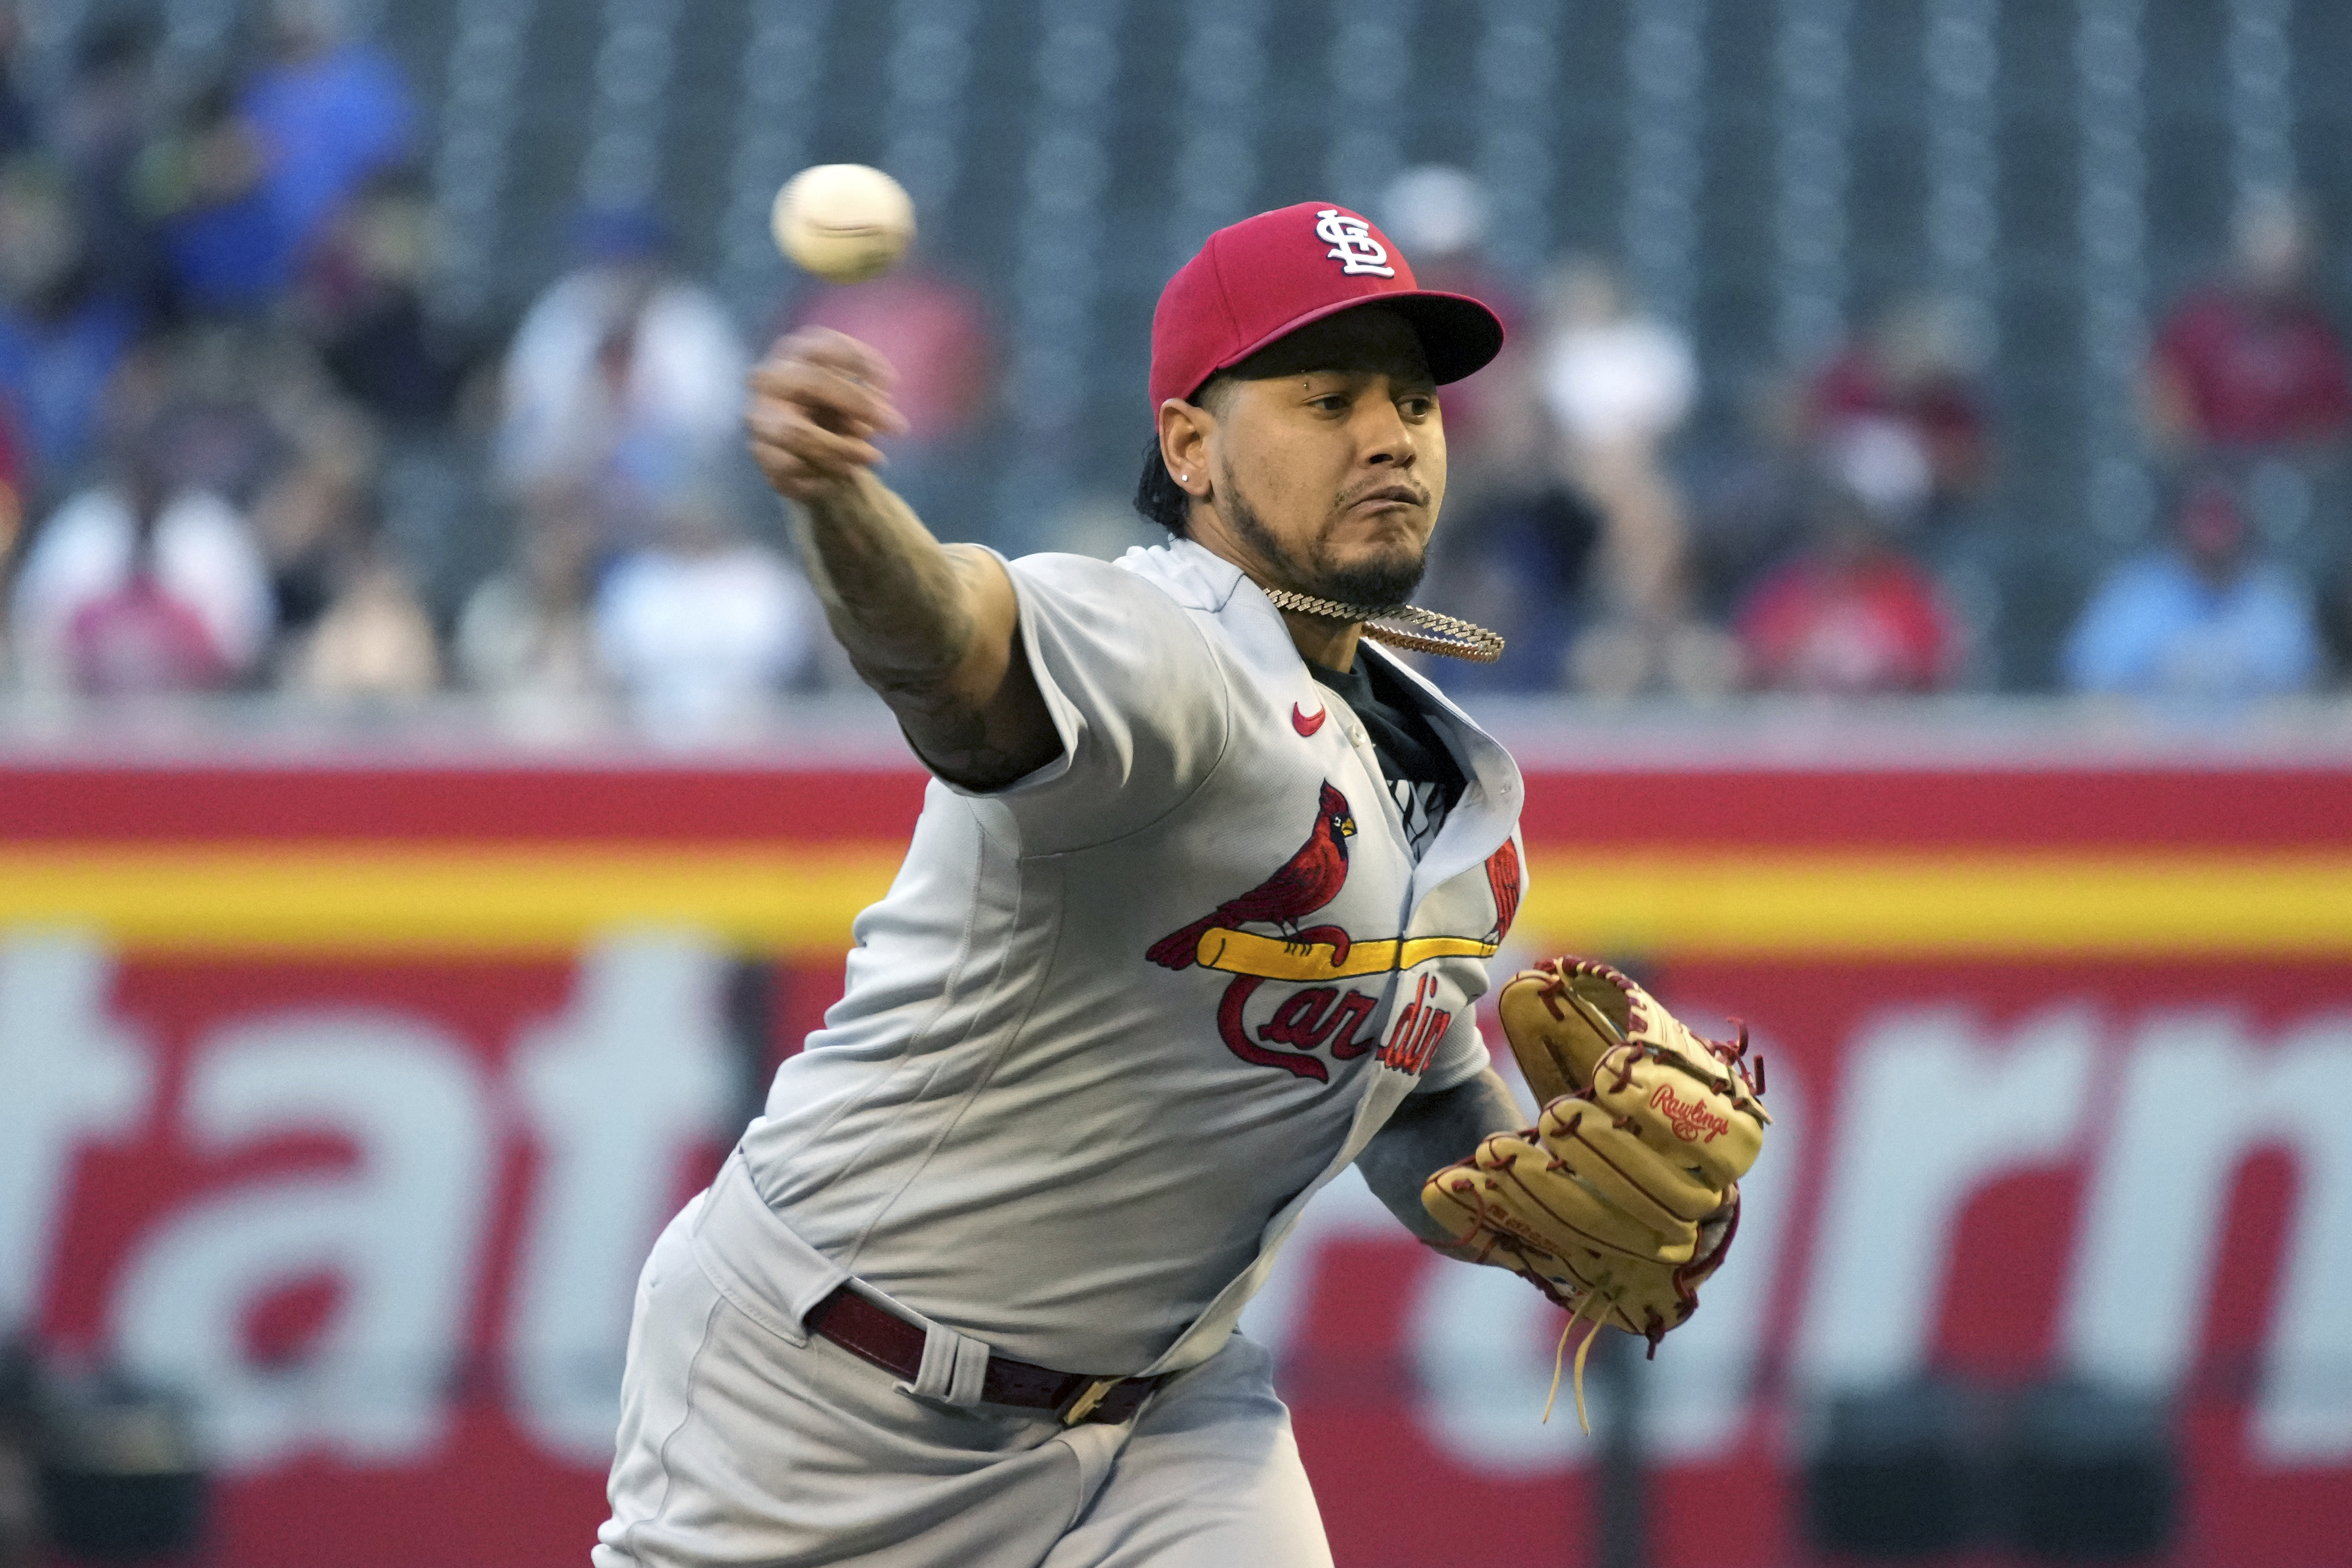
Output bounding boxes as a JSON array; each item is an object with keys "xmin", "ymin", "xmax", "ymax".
[
  {"xmin": 1147, "ymin": 783, "xmax": 1358, "ymax": 969},
  {"xmin": 1484, "ymin": 838, "xmax": 1522, "ymax": 943}
]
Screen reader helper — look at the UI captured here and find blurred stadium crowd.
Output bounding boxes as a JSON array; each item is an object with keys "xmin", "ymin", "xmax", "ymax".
[
  {"xmin": 0, "ymin": 0, "xmax": 843, "ymax": 740},
  {"xmin": 1414, "ymin": 171, "xmax": 2348, "ymax": 702},
  {"xmin": 0, "ymin": 0, "xmax": 2349, "ymax": 734}
]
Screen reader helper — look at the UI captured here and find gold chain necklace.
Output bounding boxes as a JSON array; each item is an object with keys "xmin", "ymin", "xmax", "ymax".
[{"xmin": 1260, "ymin": 587, "xmax": 1506, "ymax": 663}]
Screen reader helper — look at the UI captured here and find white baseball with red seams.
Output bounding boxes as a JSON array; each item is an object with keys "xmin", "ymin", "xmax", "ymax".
[{"xmin": 770, "ymin": 163, "xmax": 916, "ymax": 284}]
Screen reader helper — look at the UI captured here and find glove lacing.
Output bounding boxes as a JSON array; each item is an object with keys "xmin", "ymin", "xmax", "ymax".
[{"xmin": 1541, "ymin": 1284, "xmax": 1618, "ymax": 1434}]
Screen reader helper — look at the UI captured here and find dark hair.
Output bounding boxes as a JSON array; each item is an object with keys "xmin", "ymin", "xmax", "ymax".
[
  {"xmin": 1134, "ymin": 437, "xmax": 1191, "ymax": 535},
  {"xmin": 1131, "ymin": 374, "xmax": 1233, "ymax": 537}
]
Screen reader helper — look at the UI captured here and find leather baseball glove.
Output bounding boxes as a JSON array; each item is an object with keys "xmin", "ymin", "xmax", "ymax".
[{"xmin": 1421, "ymin": 957, "xmax": 1770, "ymax": 1426}]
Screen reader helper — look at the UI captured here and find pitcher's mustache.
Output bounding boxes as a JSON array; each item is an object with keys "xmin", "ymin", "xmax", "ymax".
[{"xmin": 1345, "ymin": 481, "xmax": 1430, "ymax": 508}]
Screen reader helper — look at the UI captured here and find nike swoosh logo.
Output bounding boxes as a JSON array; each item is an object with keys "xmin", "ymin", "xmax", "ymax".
[{"xmin": 1292, "ymin": 703, "xmax": 1328, "ymax": 737}]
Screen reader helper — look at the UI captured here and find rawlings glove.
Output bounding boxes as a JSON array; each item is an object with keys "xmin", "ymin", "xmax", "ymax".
[{"xmin": 1421, "ymin": 957, "xmax": 1770, "ymax": 1427}]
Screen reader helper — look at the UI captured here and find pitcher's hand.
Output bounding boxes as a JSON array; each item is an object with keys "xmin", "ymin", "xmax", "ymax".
[{"xmin": 745, "ymin": 328, "xmax": 910, "ymax": 501}]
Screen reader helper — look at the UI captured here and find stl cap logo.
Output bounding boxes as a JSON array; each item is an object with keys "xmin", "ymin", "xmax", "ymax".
[{"xmin": 1314, "ymin": 208, "xmax": 1396, "ymax": 277}]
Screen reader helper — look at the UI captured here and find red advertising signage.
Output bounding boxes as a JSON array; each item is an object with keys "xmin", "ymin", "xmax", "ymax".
[{"xmin": 7, "ymin": 760, "xmax": 2349, "ymax": 1567}]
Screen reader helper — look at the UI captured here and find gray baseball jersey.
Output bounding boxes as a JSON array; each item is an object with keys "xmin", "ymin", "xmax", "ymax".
[{"xmin": 735, "ymin": 536, "xmax": 1528, "ymax": 1376}]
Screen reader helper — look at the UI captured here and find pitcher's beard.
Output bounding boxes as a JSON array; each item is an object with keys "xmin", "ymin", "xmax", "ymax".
[{"xmin": 1223, "ymin": 481, "xmax": 1429, "ymax": 608}]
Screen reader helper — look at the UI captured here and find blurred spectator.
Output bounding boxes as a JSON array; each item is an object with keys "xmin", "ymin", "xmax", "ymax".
[
  {"xmin": 139, "ymin": 77, "xmax": 285, "ymax": 316},
  {"xmin": 121, "ymin": 323, "xmax": 368, "ymax": 518},
  {"xmin": 457, "ymin": 483, "xmax": 603, "ymax": 700},
  {"xmin": 1384, "ymin": 169, "xmax": 1576, "ymax": 694},
  {"xmin": 1419, "ymin": 486, "xmax": 1602, "ymax": 694},
  {"xmin": 300, "ymin": 173, "xmax": 473, "ymax": 427},
  {"xmin": 2146, "ymin": 190, "xmax": 2351, "ymax": 460},
  {"xmin": 241, "ymin": 0, "xmax": 417, "ymax": 275},
  {"xmin": 2064, "ymin": 475, "xmax": 2320, "ymax": 698},
  {"xmin": 0, "ymin": 410, "xmax": 23, "ymax": 572},
  {"xmin": 61, "ymin": 559, "xmax": 235, "ymax": 693},
  {"xmin": 2319, "ymin": 564, "xmax": 2352, "ymax": 688},
  {"xmin": 1380, "ymin": 166, "xmax": 1492, "ymax": 295},
  {"xmin": 283, "ymin": 536, "xmax": 440, "ymax": 700},
  {"xmin": 0, "ymin": 159, "xmax": 139, "ymax": 492},
  {"xmin": 10, "ymin": 440, "xmax": 274, "ymax": 693},
  {"xmin": 1541, "ymin": 260, "xmax": 1695, "ymax": 487},
  {"xmin": 1536, "ymin": 258, "xmax": 1731, "ymax": 695},
  {"xmin": 498, "ymin": 206, "xmax": 747, "ymax": 533},
  {"xmin": 0, "ymin": 1331, "xmax": 33, "ymax": 1568},
  {"xmin": 1684, "ymin": 373, "xmax": 1812, "ymax": 619},
  {"xmin": 594, "ymin": 490, "xmax": 819, "ymax": 740},
  {"xmin": 791, "ymin": 266, "xmax": 989, "ymax": 533},
  {"xmin": 50, "ymin": 17, "xmax": 166, "ymax": 312},
  {"xmin": 1736, "ymin": 478, "xmax": 1960, "ymax": 694},
  {"xmin": 1807, "ymin": 293, "xmax": 1991, "ymax": 535},
  {"xmin": 1376, "ymin": 166, "xmax": 1526, "ymax": 486},
  {"xmin": 1823, "ymin": 415, "xmax": 1934, "ymax": 517},
  {"xmin": 250, "ymin": 448, "xmax": 369, "ymax": 643}
]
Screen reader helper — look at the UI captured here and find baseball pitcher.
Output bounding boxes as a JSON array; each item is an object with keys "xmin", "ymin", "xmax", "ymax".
[{"xmin": 595, "ymin": 202, "xmax": 1767, "ymax": 1568}]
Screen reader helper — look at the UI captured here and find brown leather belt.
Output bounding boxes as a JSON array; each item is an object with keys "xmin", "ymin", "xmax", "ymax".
[{"xmin": 804, "ymin": 1285, "xmax": 1167, "ymax": 1426}]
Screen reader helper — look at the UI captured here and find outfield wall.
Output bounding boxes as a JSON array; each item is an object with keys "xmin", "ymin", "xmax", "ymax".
[{"xmin": 6, "ymin": 750, "xmax": 2348, "ymax": 1567}]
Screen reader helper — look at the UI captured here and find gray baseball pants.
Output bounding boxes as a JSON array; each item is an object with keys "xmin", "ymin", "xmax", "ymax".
[{"xmin": 592, "ymin": 1160, "xmax": 1333, "ymax": 1568}]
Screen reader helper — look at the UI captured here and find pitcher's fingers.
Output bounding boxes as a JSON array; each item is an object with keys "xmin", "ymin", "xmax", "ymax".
[
  {"xmin": 759, "ymin": 327, "xmax": 900, "ymax": 395},
  {"xmin": 748, "ymin": 434, "xmax": 869, "ymax": 499},
  {"xmin": 789, "ymin": 325, "xmax": 897, "ymax": 379},
  {"xmin": 745, "ymin": 401, "xmax": 886, "ymax": 470},
  {"xmin": 746, "ymin": 431, "xmax": 883, "ymax": 490},
  {"xmin": 747, "ymin": 358, "xmax": 908, "ymax": 439}
]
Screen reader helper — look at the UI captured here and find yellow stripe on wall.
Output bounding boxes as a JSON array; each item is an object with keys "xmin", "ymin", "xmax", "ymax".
[
  {"xmin": 0, "ymin": 846, "xmax": 901, "ymax": 957},
  {"xmin": 1518, "ymin": 852, "xmax": 2352, "ymax": 958},
  {"xmin": 0, "ymin": 846, "xmax": 2343, "ymax": 958}
]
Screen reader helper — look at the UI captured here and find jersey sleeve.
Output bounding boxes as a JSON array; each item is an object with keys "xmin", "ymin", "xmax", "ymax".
[{"xmin": 956, "ymin": 551, "xmax": 1231, "ymax": 853}]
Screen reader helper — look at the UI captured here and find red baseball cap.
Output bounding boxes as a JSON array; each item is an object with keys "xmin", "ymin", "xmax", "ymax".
[{"xmin": 1149, "ymin": 201, "xmax": 1506, "ymax": 414}]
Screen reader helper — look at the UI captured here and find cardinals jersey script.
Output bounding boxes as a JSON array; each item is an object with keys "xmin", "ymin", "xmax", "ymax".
[{"xmin": 735, "ymin": 537, "xmax": 1529, "ymax": 1376}]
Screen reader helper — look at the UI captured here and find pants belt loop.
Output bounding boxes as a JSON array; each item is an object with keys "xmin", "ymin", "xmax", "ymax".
[{"xmin": 910, "ymin": 1319, "xmax": 992, "ymax": 1408}]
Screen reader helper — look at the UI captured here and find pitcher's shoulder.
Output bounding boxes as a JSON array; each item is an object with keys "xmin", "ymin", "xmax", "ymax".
[
  {"xmin": 1097, "ymin": 536, "xmax": 1249, "ymax": 613},
  {"xmin": 1005, "ymin": 550, "xmax": 1210, "ymax": 638}
]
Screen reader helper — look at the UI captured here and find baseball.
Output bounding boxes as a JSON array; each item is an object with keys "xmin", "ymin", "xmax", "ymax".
[{"xmin": 770, "ymin": 164, "xmax": 915, "ymax": 284}]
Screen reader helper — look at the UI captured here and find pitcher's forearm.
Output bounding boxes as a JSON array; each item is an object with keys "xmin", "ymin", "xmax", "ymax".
[
  {"xmin": 748, "ymin": 328, "xmax": 1058, "ymax": 788},
  {"xmin": 790, "ymin": 471, "xmax": 980, "ymax": 687},
  {"xmin": 1357, "ymin": 1068, "xmax": 1524, "ymax": 1245},
  {"xmin": 789, "ymin": 472, "xmax": 1051, "ymax": 788}
]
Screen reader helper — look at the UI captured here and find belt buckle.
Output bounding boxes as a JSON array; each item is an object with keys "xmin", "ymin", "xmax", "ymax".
[{"xmin": 1057, "ymin": 1375, "xmax": 1122, "ymax": 1426}]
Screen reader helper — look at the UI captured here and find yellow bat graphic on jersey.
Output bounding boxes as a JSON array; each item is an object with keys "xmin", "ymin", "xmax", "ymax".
[{"xmin": 1189, "ymin": 927, "xmax": 1497, "ymax": 981}]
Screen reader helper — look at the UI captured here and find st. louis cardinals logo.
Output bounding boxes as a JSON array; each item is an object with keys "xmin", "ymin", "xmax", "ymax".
[
  {"xmin": 1147, "ymin": 783, "xmax": 1359, "ymax": 971},
  {"xmin": 1149, "ymin": 782, "xmax": 1503, "ymax": 1082},
  {"xmin": 1314, "ymin": 208, "xmax": 1396, "ymax": 277}
]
